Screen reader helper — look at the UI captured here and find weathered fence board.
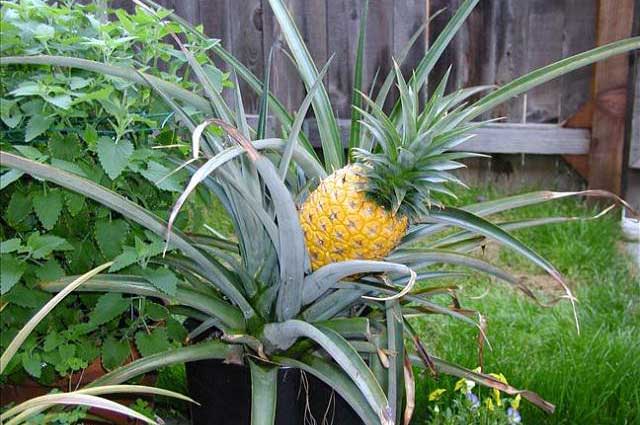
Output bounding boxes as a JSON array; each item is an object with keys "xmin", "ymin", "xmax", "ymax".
[
  {"xmin": 304, "ymin": 119, "xmax": 590, "ymax": 154},
  {"xmin": 105, "ymin": 0, "xmax": 597, "ymax": 123}
]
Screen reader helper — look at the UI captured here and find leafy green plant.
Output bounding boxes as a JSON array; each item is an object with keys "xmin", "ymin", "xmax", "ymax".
[
  {"xmin": 0, "ymin": 0, "xmax": 229, "ymax": 384},
  {"xmin": 0, "ymin": 262, "xmax": 192, "ymax": 425},
  {"xmin": 1, "ymin": 1, "xmax": 638, "ymax": 425}
]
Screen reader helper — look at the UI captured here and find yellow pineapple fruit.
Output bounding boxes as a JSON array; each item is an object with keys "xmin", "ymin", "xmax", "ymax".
[
  {"xmin": 299, "ymin": 67, "xmax": 474, "ymax": 270},
  {"xmin": 299, "ymin": 165, "xmax": 408, "ymax": 270}
]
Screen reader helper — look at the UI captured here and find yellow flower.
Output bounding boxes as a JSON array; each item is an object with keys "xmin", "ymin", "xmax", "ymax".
[
  {"xmin": 429, "ymin": 388, "xmax": 447, "ymax": 401},
  {"xmin": 454, "ymin": 377, "xmax": 476, "ymax": 393},
  {"xmin": 484, "ymin": 398, "xmax": 495, "ymax": 411},
  {"xmin": 512, "ymin": 394, "xmax": 521, "ymax": 410},
  {"xmin": 488, "ymin": 372, "xmax": 508, "ymax": 407}
]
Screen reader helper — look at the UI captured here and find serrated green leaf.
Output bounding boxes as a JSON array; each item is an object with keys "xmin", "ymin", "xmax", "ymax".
[
  {"xmin": 44, "ymin": 94, "xmax": 72, "ymax": 109},
  {"xmin": 1, "ymin": 254, "xmax": 26, "ymax": 294},
  {"xmin": 83, "ymin": 126, "xmax": 99, "ymax": 150},
  {"xmin": 95, "ymin": 219, "xmax": 129, "ymax": 258},
  {"xmin": 49, "ymin": 134, "xmax": 81, "ymax": 161},
  {"xmin": 166, "ymin": 317, "xmax": 187, "ymax": 342},
  {"xmin": 32, "ymin": 189, "xmax": 63, "ymax": 230},
  {"xmin": 77, "ymin": 338, "xmax": 101, "ymax": 363},
  {"xmin": 0, "ymin": 98, "xmax": 23, "ymax": 128},
  {"xmin": 109, "ymin": 246, "xmax": 138, "ymax": 272},
  {"xmin": 144, "ymin": 302, "xmax": 169, "ymax": 321},
  {"xmin": 25, "ymin": 233, "xmax": 73, "ymax": 259},
  {"xmin": 34, "ymin": 23, "xmax": 55, "ymax": 40},
  {"xmin": 135, "ymin": 328, "xmax": 171, "ymax": 357},
  {"xmin": 36, "ymin": 258, "xmax": 65, "ymax": 282},
  {"xmin": 64, "ymin": 191, "xmax": 86, "ymax": 216},
  {"xmin": 139, "ymin": 160, "xmax": 183, "ymax": 192},
  {"xmin": 69, "ymin": 77, "xmax": 92, "ymax": 90},
  {"xmin": 0, "ymin": 238, "xmax": 21, "ymax": 254},
  {"xmin": 50, "ymin": 159, "xmax": 87, "ymax": 177},
  {"xmin": 5, "ymin": 191, "xmax": 32, "ymax": 226},
  {"xmin": 89, "ymin": 293, "xmax": 130, "ymax": 326},
  {"xmin": 5, "ymin": 284, "xmax": 50, "ymax": 308},
  {"xmin": 25, "ymin": 113, "xmax": 54, "ymax": 142},
  {"xmin": 22, "ymin": 352, "xmax": 42, "ymax": 378},
  {"xmin": 44, "ymin": 332, "xmax": 64, "ymax": 352},
  {"xmin": 141, "ymin": 267, "xmax": 177, "ymax": 296},
  {"xmin": 97, "ymin": 137, "xmax": 134, "ymax": 180},
  {"xmin": 66, "ymin": 356, "xmax": 88, "ymax": 372}
]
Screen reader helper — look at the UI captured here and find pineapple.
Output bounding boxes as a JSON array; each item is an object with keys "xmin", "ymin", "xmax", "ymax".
[
  {"xmin": 300, "ymin": 68, "xmax": 474, "ymax": 270},
  {"xmin": 299, "ymin": 164, "xmax": 408, "ymax": 270}
]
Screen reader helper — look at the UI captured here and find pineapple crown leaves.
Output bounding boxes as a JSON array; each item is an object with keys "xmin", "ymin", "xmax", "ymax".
[{"xmin": 352, "ymin": 63, "xmax": 487, "ymax": 219}]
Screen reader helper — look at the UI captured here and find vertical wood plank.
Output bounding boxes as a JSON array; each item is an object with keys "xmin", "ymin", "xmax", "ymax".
[
  {"xmin": 490, "ymin": 0, "xmax": 530, "ymax": 121},
  {"xmin": 262, "ymin": 0, "xmax": 329, "ymax": 114},
  {"xmin": 326, "ymin": 0, "xmax": 361, "ymax": 118},
  {"xmin": 393, "ymin": 0, "xmax": 427, "ymax": 75},
  {"xmin": 150, "ymin": 0, "xmax": 200, "ymax": 25},
  {"xmin": 261, "ymin": 0, "xmax": 304, "ymax": 113},
  {"xmin": 559, "ymin": 0, "xmax": 596, "ymax": 121},
  {"xmin": 588, "ymin": 0, "xmax": 635, "ymax": 193},
  {"xmin": 524, "ymin": 0, "xmax": 564, "ymax": 123},
  {"xmin": 364, "ymin": 0, "xmax": 394, "ymax": 106},
  {"xmin": 622, "ymin": 0, "xmax": 640, "ymax": 210},
  {"xmin": 226, "ymin": 0, "xmax": 265, "ymax": 112}
]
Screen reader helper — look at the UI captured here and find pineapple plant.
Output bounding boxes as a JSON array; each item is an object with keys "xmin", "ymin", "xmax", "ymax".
[
  {"xmin": 299, "ymin": 66, "xmax": 479, "ymax": 269},
  {"xmin": 1, "ymin": 0, "xmax": 639, "ymax": 424}
]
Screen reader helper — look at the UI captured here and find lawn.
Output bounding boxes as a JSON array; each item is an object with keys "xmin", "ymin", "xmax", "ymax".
[{"xmin": 412, "ymin": 188, "xmax": 640, "ymax": 424}]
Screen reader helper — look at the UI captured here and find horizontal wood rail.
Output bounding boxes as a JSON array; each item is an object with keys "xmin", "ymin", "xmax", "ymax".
[{"xmin": 303, "ymin": 119, "xmax": 591, "ymax": 155}]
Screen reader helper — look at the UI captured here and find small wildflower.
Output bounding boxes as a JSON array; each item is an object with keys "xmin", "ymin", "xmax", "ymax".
[
  {"xmin": 484, "ymin": 397, "xmax": 495, "ymax": 411},
  {"xmin": 465, "ymin": 391, "xmax": 480, "ymax": 409},
  {"xmin": 507, "ymin": 407, "xmax": 522, "ymax": 424},
  {"xmin": 429, "ymin": 388, "xmax": 447, "ymax": 401},
  {"xmin": 488, "ymin": 372, "xmax": 508, "ymax": 407},
  {"xmin": 454, "ymin": 376, "xmax": 476, "ymax": 394}
]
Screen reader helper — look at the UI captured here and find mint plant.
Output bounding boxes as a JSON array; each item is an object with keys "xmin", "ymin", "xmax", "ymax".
[{"xmin": 0, "ymin": 0, "xmax": 228, "ymax": 384}]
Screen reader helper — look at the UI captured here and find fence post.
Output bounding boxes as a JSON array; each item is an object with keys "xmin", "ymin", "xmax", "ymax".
[{"xmin": 587, "ymin": 0, "xmax": 635, "ymax": 194}]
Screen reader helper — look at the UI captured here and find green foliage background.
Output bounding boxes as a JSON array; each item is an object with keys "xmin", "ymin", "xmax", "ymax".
[{"xmin": 0, "ymin": 0, "xmax": 229, "ymax": 384}]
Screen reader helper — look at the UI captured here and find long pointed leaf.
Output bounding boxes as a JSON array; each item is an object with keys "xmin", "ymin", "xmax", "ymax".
[
  {"xmin": 90, "ymin": 341, "xmax": 242, "ymax": 387},
  {"xmin": 249, "ymin": 361, "xmax": 278, "ymax": 425},
  {"xmin": 267, "ymin": 0, "xmax": 344, "ymax": 170},
  {"xmin": 211, "ymin": 122, "xmax": 306, "ymax": 321},
  {"xmin": 276, "ymin": 355, "xmax": 380, "ymax": 424},
  {"xmin": 0, "ymin": 56, "xmax": 212, "ymax": 113},
  {"xmin": 466, "ymin": 37, "xmax": 640, "ymax": 121},
  {"xmin": 262, "ymin": 320, "xmax": 391, "ymax": 423},
  {"xmin": 302, "ymin": 260, "xmax": 413, "ymax": 305},
  {"xmin": 279, "ymin": 56, "xmax": 333, "ymax": 178},
  {"xmin": 0, "ymin": 151, "xmax": 254, "ymax": 320},
  {"xmin": 0, "ymin": 262, "xmax": 112, "ymax": 374},
  {"xmin": 39, "ymin": 275, "xmax": 244, "ymax": 330},
  {"xmin": 349, "ymin": 0, "xmax": 369, "ymax": 152},
  {"xmin": 425, "ymin": 207, "xmax": 578, "ymax": 327}
]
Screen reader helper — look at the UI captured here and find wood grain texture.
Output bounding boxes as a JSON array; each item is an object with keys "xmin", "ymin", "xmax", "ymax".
[
  {"xmin": 261, "ymin": 0, "xmax": 303, "ymax": 114},
  {"xmin": 303, "ymin": 119, "xmax": 591, "ymax": 154},
  {"xmin": 559, "ymin": 0, "xmax": 596, "ymax": 121},
  {"xmin": 588, "ymin": 0, "xmax": 635, "ymax": 193},
  {"xmin": 227, "ymin": 0, "xmax": 265, "ymax": 111},
  {"xmin": 629, "ymin": 47, "xmax": 640, "ymax": 169},
  {"xmin": 326, "ymin": 0, "xmax": 359, "ymax": 118},
  {"xmin": 105, "ymin": 0, "xmax": 598, "ymax": 124}
]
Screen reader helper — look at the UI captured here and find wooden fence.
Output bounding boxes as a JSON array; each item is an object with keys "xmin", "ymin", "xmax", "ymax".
[
  {"xmin": 109, "ymin": 0, "xmax": 638, "ymax": 197},
  {"xmin": 112, "ymin": 0, "xmax": 596, "ymax": 123}
]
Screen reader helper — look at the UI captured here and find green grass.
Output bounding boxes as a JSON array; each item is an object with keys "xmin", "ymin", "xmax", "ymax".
[{"xmin": 413, "ymin": 188, "xmax": 640, "ymax": 424}]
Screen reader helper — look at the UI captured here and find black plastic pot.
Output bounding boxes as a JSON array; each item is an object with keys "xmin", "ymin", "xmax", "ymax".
[{"xmin": 186, "ymin": 359, "xmax": 364, "ymax": 425}]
